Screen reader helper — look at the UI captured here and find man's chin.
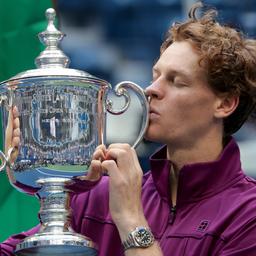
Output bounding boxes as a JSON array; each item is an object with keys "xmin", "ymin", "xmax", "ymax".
[{"xmin": 144, "ymin": 132, "xmax": 160, "ymax": 143}]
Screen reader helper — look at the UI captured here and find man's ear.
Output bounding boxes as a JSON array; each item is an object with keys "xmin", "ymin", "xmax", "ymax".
[{"xmin": 214, "ymin": 94, "xmax": 239, "ymax": 119}]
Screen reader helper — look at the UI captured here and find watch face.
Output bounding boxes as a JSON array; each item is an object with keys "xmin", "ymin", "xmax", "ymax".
[{"xmin": 134, "ymin": 227, "xmax": 154, "ymax": 247}]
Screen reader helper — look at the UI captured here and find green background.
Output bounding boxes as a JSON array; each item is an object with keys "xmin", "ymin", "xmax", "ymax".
[{"xmin": 0, "ymin": 0, "xmax": 53, "ymax": 241}]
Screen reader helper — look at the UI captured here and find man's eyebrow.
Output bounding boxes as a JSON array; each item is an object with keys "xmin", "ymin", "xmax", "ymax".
[
  {"xmin": 152, "ymin": 66, "xmax": 190, "ymax": 79},
  {"xmin": 172, "ymin": 69, "xmax": 190, "ymax": 79}
]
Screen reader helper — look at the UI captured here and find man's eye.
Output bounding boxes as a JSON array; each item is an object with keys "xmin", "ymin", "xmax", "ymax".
[
  {"xmin": 175, "ymin": 82, "xmax": 188, "ymax": 87},
  {"xmin": 174, "ymin": 79, "xmax": 188, "ymax": 87}
]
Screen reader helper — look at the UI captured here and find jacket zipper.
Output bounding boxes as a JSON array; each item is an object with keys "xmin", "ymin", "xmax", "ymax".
[{"xmin": 169, "ymin": 205, "xmax": 177, "ymax": 224}]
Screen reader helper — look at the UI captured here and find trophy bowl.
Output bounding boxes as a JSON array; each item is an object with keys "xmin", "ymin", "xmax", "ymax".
[{"xmin": 0, "ymin": 8, "xmax": 149, "ymax": 256}]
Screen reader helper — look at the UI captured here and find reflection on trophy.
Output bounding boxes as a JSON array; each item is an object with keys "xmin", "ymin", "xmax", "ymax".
[{"xmin": 0, "ymin": 8, "xmax": 148, "ymax": 256}]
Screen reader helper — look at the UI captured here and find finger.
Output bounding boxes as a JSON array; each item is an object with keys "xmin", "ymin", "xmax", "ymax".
[
  {"xmin": 13, "ymin": 128, "xmax": 20, "ymax": 138},
  {"xmin": 10, "ymin": 147, "xmax": 19, "ymax": 163},
  {"xmin": 12, "ymin": 137, "xmax": 20, "ymax": 148},
  {"xmin": 101, "ymin": 160, "xmax": 119, "ymax": 177},
  {"xmin": 12, "ymin": 106, "xmax": 19, "ymax": 118},
  {"xmin": 85, "ymin": 160, "xmax": 103, "ymax": 181},
  {"xmin": 106, "ymin": 144, "xmax": 133, "ymax": 161},
  {"xmin": 92, "ymin": 144, "xmax": 107, "ymax": 161},
  {"xmin": 105, "ymin": 148, "xmax": 129, "ymax": 164},
  {"xmin": 5, "ymin": 109, "xmax": 14, "ymax": 153},
  {"xmin": 92, "ymin": 149, "xmax": 106, "ymax": 161},
  {"xmin": 107, "ymin": 143, "xmax": 131, "ymax": 150},
  {"xmin": 95, "ymin": 144, "xmax": 107, "ymax": 151},
  {"xmin": 13, "ymin": 116, "xmax": 20, "ymax": 130}
]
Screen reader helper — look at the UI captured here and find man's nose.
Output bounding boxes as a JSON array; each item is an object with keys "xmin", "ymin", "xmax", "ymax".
[{"xmin": 145, "ymin": 82, "xmax": 162, "ymax": 99}]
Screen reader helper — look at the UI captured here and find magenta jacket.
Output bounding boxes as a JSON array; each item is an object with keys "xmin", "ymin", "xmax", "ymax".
[{"xmin": 1, "ymin": 138, "xmax": 256, "ymax": 255}]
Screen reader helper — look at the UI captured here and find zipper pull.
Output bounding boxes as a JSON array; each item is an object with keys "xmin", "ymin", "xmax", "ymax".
[{"xmin": 169, "ymin": 206, "xmax": 176, "ymax": 224}]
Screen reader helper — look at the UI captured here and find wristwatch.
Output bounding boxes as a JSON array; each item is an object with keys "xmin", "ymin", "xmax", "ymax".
[{"xmin": 122, "ymin": 226, "xmax": 155, "ymax": 251}]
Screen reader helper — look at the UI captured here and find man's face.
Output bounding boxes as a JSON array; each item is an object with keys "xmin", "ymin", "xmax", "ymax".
[{"xmin": 145, "ymin": 41, "xmax": 221, "ymax": 148}]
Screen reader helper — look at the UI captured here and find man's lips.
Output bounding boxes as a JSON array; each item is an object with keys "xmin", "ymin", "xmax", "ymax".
[
  {"xmin": 149, "ymin": 107, "xmax": 160, "ymax": 115},
  {"xmin": 149, "ymin": 107, "xmax": 160, "ymax": 119}
]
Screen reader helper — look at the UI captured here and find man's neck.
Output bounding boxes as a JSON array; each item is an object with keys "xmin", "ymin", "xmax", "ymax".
[
  {"xmin": 166, "ymin": 133, "xmax": 224, "ymax": 206},
  {"xmin": 166, "ymin": 134, "xmax": 224, "ymax": 172}
]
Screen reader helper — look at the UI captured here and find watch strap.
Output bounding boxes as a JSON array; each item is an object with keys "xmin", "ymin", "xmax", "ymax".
[{"xmin": 123, "ymin": 232, "xmax": 136, "ymax": 250}]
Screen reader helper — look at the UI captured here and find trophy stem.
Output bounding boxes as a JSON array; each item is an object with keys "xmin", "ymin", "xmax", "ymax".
[
  {"xmin": 38, "ymin": 177, "xmax": 73, "ymax": 233},
  {"xmin": 15, "ymin": 177, "xmax": 98, "ymax": 256}
]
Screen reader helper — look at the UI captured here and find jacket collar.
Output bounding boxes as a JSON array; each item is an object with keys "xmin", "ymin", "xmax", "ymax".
[{"xmin": 149, "ymin": 137, "xmax": 245, "ymax": 207}]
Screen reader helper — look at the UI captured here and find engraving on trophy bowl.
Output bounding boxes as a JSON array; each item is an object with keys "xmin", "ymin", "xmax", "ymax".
[{"xmin": 0, "ymin": 77, "xmax": 109, "ymax": 194}]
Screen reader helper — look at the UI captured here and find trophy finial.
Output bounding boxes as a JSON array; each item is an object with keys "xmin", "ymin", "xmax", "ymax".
[
  {"xmin": 46, "ymin": 8, "xmax": 56, "ymax": 22},
  {"xmin": 35, "ymin": 8, "xmax": 70, "ymax": 68}
]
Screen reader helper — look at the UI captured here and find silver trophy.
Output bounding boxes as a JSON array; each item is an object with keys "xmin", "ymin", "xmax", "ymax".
[{"xmin": 0, "ymin": 8, "xmax": 149, "ymax": 256}]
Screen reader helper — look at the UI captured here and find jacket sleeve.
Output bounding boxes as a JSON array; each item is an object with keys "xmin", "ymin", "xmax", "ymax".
[
  {"xmin": 217, "ymin": 217, "xmax": 256, "ymax": 256},
  {"xmin": 0, "ymin": 225, "xmax": 40, "ymax": 256}
]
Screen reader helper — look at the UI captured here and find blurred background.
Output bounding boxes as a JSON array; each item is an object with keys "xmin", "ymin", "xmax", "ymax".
[
  {"xmin": 55, "ymin": 0, "xmax": 256, "ymax": 175},
  {"xmin": 0, "ymin": 0, "xmax": 255, "ymax": 241}
]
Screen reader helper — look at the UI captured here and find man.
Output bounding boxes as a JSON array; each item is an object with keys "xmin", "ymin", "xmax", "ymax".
[{"xmin": 1, "ymin": 2, "xmax": 256, "ymax": 255}]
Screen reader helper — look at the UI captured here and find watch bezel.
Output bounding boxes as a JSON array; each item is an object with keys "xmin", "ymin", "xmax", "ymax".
[{"xmin": 133, "ymin": 227, "xmax": 154, "ymax": 247}]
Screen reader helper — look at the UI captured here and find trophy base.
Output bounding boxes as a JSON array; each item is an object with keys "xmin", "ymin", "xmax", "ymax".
[{"xmin": 15, "ymin": 232, "xmax": 97, "ymax": 256}]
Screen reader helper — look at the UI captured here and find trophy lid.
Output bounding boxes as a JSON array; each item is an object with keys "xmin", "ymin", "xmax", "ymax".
[{"xmin": 4, "ymin": 8, "xmax": 110, "ymax": 87}]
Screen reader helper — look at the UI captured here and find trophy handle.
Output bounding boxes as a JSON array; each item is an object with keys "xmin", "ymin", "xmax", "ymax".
[
  {"xmin": 106, "ymin": 81, "xmax": 149, "ymax": 149},
  {"xmin": 0, "ymin": 147, "xmax": 14, "ymax": 172}
]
